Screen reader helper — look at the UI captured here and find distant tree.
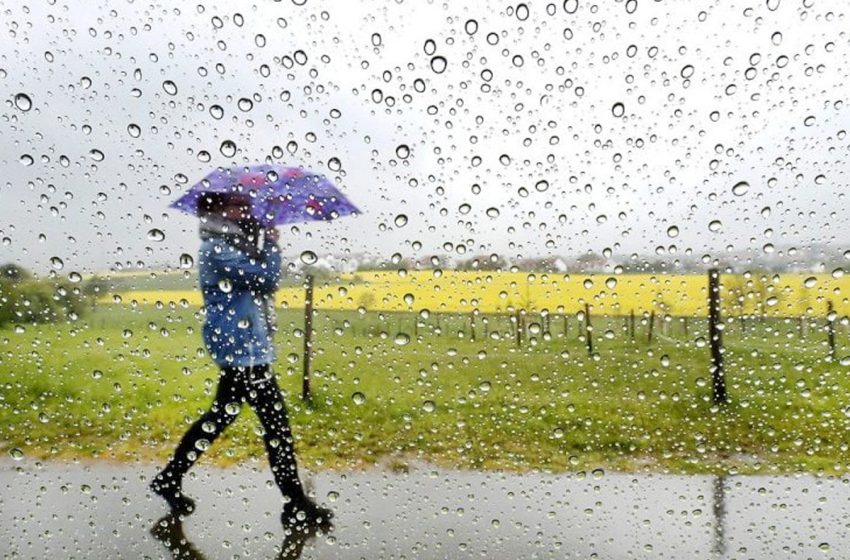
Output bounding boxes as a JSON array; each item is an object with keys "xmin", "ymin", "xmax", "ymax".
[
  {"xmin": 0, "ymin": 263, "xmax": 32, "ymax": 284},
  {"xmin": 456, "ymin": 254, "xmax": 508, "ymax": 271},
  {"xmin": 82, "ymin": 275, "xmax": 109, "ymax": 307}
]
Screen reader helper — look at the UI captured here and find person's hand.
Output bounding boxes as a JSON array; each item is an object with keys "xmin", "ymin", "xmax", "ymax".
[{"xmin": 265, "ymin": 227, "xmax": 280, "ymax": 245}]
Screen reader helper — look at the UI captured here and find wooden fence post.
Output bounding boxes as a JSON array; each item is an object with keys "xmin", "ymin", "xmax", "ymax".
[
  {"xmin": 708, "ymin": 268, "xmax": 728, "ymax": 405},
  {"xmin": 515, "ymin": 310, "xmax": 522, "ymax": 347},
  {"xmin": 584, "ymin": 303, "xmax": 593, "ymax": 355},
  {"xmin": 302, "ymin": 273, "xmax": 314, "ymax": 402},
  {"xmin": 647, "ymin": 311, "xmax": 655, "ymax": 344},
  {"xmin": 827, "ymin": 300, "xmax": 836, "ymax": 361},
  {"xmin": 470, "ymin": 312, "xmax": 476, "ymax": 342},
  {"xmin": 564, "ymin": 314, "xmax": 568, "ymax": 339},
  {"xmin": 630, "ymin": 309, "xmax": 635, "ymax": 340}
]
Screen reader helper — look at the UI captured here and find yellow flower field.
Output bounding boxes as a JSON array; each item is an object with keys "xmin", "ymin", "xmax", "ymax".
[{"xmin": 107, "ymin": 271, "xmax": 850, "ymax": 318}]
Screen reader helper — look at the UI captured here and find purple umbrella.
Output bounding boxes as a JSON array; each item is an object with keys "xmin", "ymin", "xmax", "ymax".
[{"xmin": 169, "ymin": 164, "xmax": 360, "ymax": 226}]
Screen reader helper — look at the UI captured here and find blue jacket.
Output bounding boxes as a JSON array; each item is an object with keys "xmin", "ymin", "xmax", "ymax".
[{"xmin": 198, "ymin": 237, "xmax": 282, "ymax": 367}]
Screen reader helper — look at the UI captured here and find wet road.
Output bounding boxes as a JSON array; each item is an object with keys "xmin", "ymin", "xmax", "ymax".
[{"xmin": 1, "ymin": 460, "xmax": 848, "ymax": 559}]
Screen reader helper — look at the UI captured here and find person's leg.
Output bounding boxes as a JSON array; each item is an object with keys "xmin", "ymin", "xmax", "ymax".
[
  {"xmin": 242, "ymin": 364, "xmax": 305, "ymax": 500},
  {"xmin": 243, "ymin": 364, "xmax": 333, "ymax": 529},
  {"xmin": 152, "ymin": 366, "xmax": 244, "ymax": 510}
]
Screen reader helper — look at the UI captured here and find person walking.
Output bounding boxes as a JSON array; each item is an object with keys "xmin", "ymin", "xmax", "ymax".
[{"xmin": 150, "ymin": 191, "xmax": 332, "ymax": 530}]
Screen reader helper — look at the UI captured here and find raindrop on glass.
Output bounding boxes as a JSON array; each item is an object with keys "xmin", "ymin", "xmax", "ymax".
[
  {"xmin": 14, "ymin": 93, "xmax": 32, "ymax": 111},
  {"xmin": 430, "ymin": 56, "xmax": 447, "ymax": 74},
  {"xmin": 162, "ymin": 80, "xmax": 178, "ymax": 95},
  {"xmin": 731, "ymin": 181, "xmax": 749, "ymax": 196},
  {"xmin": 220, "ymin": 140, "xmax": 237, "ymax": 157}
]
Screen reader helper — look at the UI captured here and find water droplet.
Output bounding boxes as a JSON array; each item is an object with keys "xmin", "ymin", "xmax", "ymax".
[
  {"xmin": 147, "ymin": 228, "xmax": 165, "ymax": 242},
  {"xmin": 237, "ymin": 97, "xmax": 254, "ymax": 112},
  {"xmin": 14, "ymin": 93, "xmax": 32, "ymax": 111},
  {"xmin": 300, "ymin": 250, "xmax": 318, "ymax": 265},
  {"xmin": 179, "ymin": 254, "xmax": 194, "ymax": 268},
  {"xmin": 421, "ymin": 400, "xmax": 436, "ymax": 412},
  {"xmin": 465, "ymin": 19, "xmax": 478, "ymax": 35},
  {"xmin": 766, "ymin": 0, "xmax": 780, "ymax": 11},
  {"xmin": 395, "ymin": 333, "xmax": 411, "ymax": 346},
  {"xmin": 535, "ymin": 180, "xmax": 549, "ymax": 192},
  {"xmin": 486, "ymin": 208, "xmax": 500, "ymax": 218},
  {"xmin": 666, "ymin": 225, "xmax": 679, "ymax": 238},
  {"xmin": 708, "ymin": 220, "xmax": 722, "ymax": 233},
  {"xmin": 89, "ymin": 149, "xmax": 105, "ymax": 161},
  {"xmin": 430, "ymin": 56, "xmax": 447, "ymax": 74},
  {"xmin": 327, "ymin": 490, "xmax": 339, "ymax": 502},
  {"xmin": 516, "ymin": 3, "xmax": 529, "ymax": 21},
  {"xmin": 394, "ymin": 214, "xmax": 408, "ymax": 227},
  {"xmin": 564, "ymin": 0, "xmax": 579, "ymax": 14},
  {"xmin": 731, "ymin": 181, "xmax": 750, "ymax": 196},
  {"xmin": 403, "ymin": 293, "xmax": 415, "ymax": 305},
  {"xmin": 611, "ymin": 102, "xmax": 625, "ymax": 117},
  {"xmin": 9, "ymin": 448, "xmax": 24, "ymax": 461},
  {"xmin": 327, "ymin": 157, "xmax": 342, "ymax": 172},
  {"xmin": 209, "ymin": 104, "xmax": 224, "ymax": 119},
  {"xmin": 220, "ymin": 140, "xmax": 237, "ymax": 157},
  {"xmin": 606, "ymin": 277, "xmax": 617, "ymax": 289},
  {"xmin": 50, "ymin": 257, "xmax": 64, "ymax": 270},
  {"xmin": 127, "ymin": 123, "xmax": 141, "ymax": 138},
  {"xmin": 19, "ymin": 154, "xmax": 34, "ymax": 166},
  {"xmin": 91, "ymin": 369, "xmax": 103, "ymax": 380},
  {"xmin": 218, "ymin": 278, "xmax": 233, "ymax": 293},
  {"xmin": 680, "ymin": 65, "xmax": 694, "ymax": 79},
  {"xmin": 396, "ymin": 144, "xmax": 410, "ymax": 159},
  {"xmin": 352, "ymin": 391, "xmax": 366, "ymax": 405},
  {"xmin": 162, "ymin": 80, "xmax": 178, "ymax": 95}
]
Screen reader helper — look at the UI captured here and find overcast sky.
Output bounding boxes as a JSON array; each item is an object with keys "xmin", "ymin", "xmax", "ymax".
[{"xmin": 1, "ymin": 0, "xmax": 849, "ymax": 275}]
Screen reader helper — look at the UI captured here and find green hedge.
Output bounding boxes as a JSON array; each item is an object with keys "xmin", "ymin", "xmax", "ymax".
[{"xmin": 0, "ymin": 278, "xmax": 93, "ymax": 327}]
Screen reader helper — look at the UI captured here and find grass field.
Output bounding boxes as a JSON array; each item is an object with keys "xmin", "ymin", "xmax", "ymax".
[{"xmin": 2, "ymin": 302, "xmax": 849, "ymax": 475}]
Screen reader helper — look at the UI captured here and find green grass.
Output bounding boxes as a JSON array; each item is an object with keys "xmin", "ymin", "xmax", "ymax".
[{"xmin": 1, "ymin": 305, "xmax": 848, "ymax": 475}]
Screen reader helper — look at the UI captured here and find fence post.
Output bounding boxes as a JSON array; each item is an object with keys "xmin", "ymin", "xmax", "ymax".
[
  {"xmin": 302, "ymin": 273, "xmax": 314, "ymax": 402},
  {"xmin": 647, "ymin": 311, "xmax": 655, "ymax": 344},
  {"xmin": 708, "ymin": 268, "xmax": 728, "ymax": 405},
  {"xmin": 470, "ymin": 312, "xmax": 476, "ymax": 342},
  {"xmin": 584, "ymin": 303, "xmax": 593, "ymax": 355},
  {"xmin": 827, "ymin": 300, "xmax": 836, "ymax": 361},
  {"xmin": 563, "ymin": 314, "xmax": 568, "ymax": 339},
  {"xmin": 630, "ymin": 309, "xmax": 635, "ymax": 340},
  {"xmin": 515, "ymin": 310, "xmax": 522, "ymax": 347}
]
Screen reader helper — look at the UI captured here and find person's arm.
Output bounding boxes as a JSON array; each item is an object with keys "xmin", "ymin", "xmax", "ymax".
[{"xmin": 214, "ymin": 242, "xmax": 282, "ymax": 295}]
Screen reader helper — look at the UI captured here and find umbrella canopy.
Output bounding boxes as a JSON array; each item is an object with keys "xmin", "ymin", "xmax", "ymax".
[{"xmin": 170, "ymin": 164, "xmax": 360, "ymax": 226}]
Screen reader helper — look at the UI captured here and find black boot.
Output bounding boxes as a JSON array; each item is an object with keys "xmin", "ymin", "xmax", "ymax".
[
  {"xmin": 150, "ymin": 472, "xmax": 196, "ymax": 516},
  {"xmin": 281, "ymin": 495, "xmax": 333, "ymax": 532}
]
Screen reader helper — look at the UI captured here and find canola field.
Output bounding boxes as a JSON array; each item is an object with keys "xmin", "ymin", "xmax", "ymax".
[{"xmin": 105, "ymin": 271, "xmax": 850, "ymax": 318}]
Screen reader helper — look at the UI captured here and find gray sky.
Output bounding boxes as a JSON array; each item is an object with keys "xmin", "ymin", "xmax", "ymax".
[{"xmin": 1, "ymin": 0, "xmax": 849, "ymax": 275}]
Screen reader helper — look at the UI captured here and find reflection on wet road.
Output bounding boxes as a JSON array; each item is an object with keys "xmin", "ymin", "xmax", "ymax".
[{"xmin": 2, "ymin": 461, "xmax": 846, "ymax": 558}]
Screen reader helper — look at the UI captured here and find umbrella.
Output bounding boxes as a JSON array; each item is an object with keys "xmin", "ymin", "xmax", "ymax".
[{"xmin": 169, "ymin": 164, "xmax": 360, "ymax": 226}]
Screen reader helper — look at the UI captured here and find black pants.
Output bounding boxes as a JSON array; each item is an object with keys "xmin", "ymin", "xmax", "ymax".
[{"xmin": 161, "ymin": 364, "xmax": 304, "ymax": 500}]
